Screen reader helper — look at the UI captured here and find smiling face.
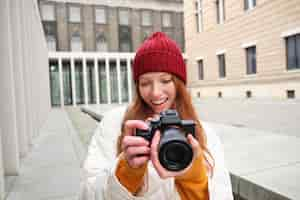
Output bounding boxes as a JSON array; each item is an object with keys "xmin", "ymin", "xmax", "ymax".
[{"xmin": 138, "ymin": 72, "xmax": 177, "ymax": 114}]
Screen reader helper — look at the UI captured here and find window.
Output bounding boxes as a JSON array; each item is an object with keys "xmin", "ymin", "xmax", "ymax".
[
  {"xmin": 96, "ymin": 30, "xmax": 108, "ymax": 52},
  {"xmin": 218, "ymin": 91, "xmax": 222, "ymax": 98},
  {"xmin": 287, "ymin": 90, "xmax": 295, "ymax": 99},
  {"xmin": 141, "ymin": 28, "xmax": 152, "ymax": 42},
  {"xmin": 70, "ymin": 27, "xmax": 82, "ymax": 51},
  {"xmin": 69, "ymin": 6, "xmax": 81, "ymax": 23},
  {"xmin": 244, "ymin": 0, "xmax": 256, "ymax": 10},
  {"xmin": 218, "ymin": 54, "xmax": 226, "ymax": 78},
  {"xmin": 246, "ymin": 46, "xmax": 256, "ymax": 74},
  {"xmin": 43, "ymin": 22, "xmax": 57, "ymax": 51},
  {"xmin": 49, "ymin": 60, "xmax": 60, "ymax": 106},
  {"xmin": 141, "ymin": 10, "xmax": 153, "ymax": 42},
  {"xmin": 95, "ymin": 7, "xmax": 106, "ymax": 24},
  {"xmin": 118, "ymin": 9, "xmax": 132, "ymax": 52},
  {"xmin": 195, "ymin": 0, "xmax": 203, "ymax": 32},
  {"xmin": 246, "ymin": 90, "xmax": 252, "ymax": 98},
  {"xmin": 141, "ymin": 10, "xmax": 152, "ymax": 26},
  {"xmin": 41, "ymin": 4, "xmax": 55, "ymax": 21},
  {"xmin": 216, "ymin": 0, "xmax": 225, "ymax": 24},
  {"xmin": 119, "ymin": 26, "xmax": 132, "ymax": 52},
  {"xmin": 286, "ymin": 34, "xmax": 300, "ymax": 70},
  {"xmin": 197, "ymin": 60, "xmax": 204, "ymax": 80},
  {"xmin": 119, "ymin": 10, "xmax": 130, "ymax": 25},
  {"xmin": 162, "ymin": 12, "xmax": 172, "ymax": 28}
]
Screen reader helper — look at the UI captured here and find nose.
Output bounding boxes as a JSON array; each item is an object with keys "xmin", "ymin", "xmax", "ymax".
[{"xmin": 151, "ymin": 82, "xmax": 163, "ymax": 98}]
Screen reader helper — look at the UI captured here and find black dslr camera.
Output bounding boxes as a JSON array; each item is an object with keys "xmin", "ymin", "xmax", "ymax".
[{"xmin": 136, "ymin": 110, "xmax": 195, "ymax": 171}]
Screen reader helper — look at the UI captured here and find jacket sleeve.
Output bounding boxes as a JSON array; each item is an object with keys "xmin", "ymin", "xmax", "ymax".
[
  {"xmin": 79, "ymin": 121, "xmax": 112, "ymax": 200},
  {"xmin": 204, "ymin": 123, "xmax": 234, "ymax": 200},
  {"xmin": 174, "ymin": 155, "xmax": 209, "ymax": 200},
  {"xmin": 79, "ymin": 107, "xmax": 130, "ymax": 200}
]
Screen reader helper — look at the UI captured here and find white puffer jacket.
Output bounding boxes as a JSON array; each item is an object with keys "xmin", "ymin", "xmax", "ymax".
[{"xmin": 80, "ymin": 106, "xmax": 233, "ymax": 200}]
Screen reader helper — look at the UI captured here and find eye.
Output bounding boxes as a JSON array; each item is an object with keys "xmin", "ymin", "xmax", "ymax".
[
  {"xmin": 161, "ymin": 79, "xmax": 172, "ymax": 84},
  {"xmin": 139, "ymin": 81, "xmax": 150, "ymax": 87}
]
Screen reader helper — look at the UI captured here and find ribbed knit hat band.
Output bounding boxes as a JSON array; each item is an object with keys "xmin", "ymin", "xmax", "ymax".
[{"xmin": 133, "ymin": 32, "xmax": 186, "ymax": 83}]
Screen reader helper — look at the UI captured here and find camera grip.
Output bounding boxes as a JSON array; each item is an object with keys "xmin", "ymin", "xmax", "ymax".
[{"xmin": 136, "ymin": 129, "xmax": 153, "ymax": 142}]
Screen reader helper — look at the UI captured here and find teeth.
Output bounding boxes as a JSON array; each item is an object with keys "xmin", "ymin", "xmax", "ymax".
[{"xmin": 151, "ymin": 98, "xmax": 167, "ymax": 105}]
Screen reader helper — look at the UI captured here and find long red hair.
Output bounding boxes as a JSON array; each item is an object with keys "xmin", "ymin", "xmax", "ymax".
[{"xmin": 116, "ymin": 75, "xmax": 214, "ymax": 173}]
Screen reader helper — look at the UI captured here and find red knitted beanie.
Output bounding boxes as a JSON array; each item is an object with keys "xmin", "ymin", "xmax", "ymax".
[{"xmin": 133, "ymin": 32, "xmax": 186, "ymax": 83}]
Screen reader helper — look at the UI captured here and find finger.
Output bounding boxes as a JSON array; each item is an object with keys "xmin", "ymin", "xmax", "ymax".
[
  {"xmin": 121, "ymin": 136, "xmax": 149, "ymax": 150},
  {"xmin": 124, "ymin": 120, "xmax": 148, "ymax": 136},
  {"xmin": 150, "ymin": 130, "xmax": 161, "ymax": 158},
  {"xmin": 126, "ymin": 146, "xmax": 151, "ymax": 158},
  {"xmin": 145, "ymin": 117, "xmax": 153, "ymax": 122},
  {"xmin": 150, "ymin": 131, "xmax": 167, "ymax": 177}
]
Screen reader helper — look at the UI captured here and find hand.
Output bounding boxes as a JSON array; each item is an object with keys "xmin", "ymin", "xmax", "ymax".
[
  {"xmin": 121, "ymin": 120, "xmax": 151, "ymax": 168},
  {"xmin": 150, "ymin": 130, "xmax": 201, "ymax": 179}
]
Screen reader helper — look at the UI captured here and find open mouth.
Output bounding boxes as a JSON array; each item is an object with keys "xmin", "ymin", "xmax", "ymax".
[{"xmin": 151, "ymin": 98, "xmax": 168, "ymax": 106}]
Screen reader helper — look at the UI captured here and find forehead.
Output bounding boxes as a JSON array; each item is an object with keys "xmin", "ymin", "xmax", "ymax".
[{"xmin": 139, "ymin": 72, "xmax": 172, "ymax": 80}]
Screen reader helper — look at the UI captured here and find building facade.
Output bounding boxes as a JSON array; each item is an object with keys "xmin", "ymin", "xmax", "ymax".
[
  {"xmin": 184, "ymin": 0, "xmax": 300, "ymax": 99},
  {"xmin": 0, "ymin": 0, "xmax": 51, "ymax": 197},
  {"xmin": 39, "ymin": 0, "xmax": 185, "ymax": 52}
]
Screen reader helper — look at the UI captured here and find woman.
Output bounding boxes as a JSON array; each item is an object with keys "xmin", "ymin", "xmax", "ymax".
[{"xmin": 80, "ymin": 32, "xmax": 233, "ymax": 200}]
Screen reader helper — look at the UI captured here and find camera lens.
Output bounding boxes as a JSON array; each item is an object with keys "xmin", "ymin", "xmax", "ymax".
[
  {"xmin": 158, "ymin": 127, "xmax": 193, "ymax": 171},
  {"xmin": 165, "ymin": 144, "xmax": 185, "ymax": 163}
]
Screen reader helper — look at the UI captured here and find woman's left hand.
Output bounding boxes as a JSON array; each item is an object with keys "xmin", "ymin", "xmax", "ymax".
[{"xmin": 150, "ymin": 130, "xmax": 201, "ymax": 179}]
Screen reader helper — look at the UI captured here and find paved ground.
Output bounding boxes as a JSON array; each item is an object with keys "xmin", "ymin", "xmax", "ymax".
[
  {"xmin": 4, "ymin": 99, "xmax": 300, "ymax": 200},
  {"xmin": 192, "ymin": 98, "xmax": 300, "ymax": 137},
  {"xmin": 65, "ymin": 107, "xmax": 98, "ymax": 150},
  {"xmin": 5, "ymin": 109, "xmax": 82, "ymax": 200}
]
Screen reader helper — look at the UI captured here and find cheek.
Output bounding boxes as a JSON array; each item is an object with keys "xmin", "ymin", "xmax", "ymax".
[
  {"xmin": 168, "ymin": 84, "xmax": 177, "ymax": 98},
  {"xmin": 139, "ymin": 87, "xmax": 149, "ymax": 101}
]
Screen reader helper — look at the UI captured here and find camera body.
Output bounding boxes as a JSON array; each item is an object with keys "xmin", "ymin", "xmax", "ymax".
[{"xmin": 136, "ymin": 109, "xmax": 195, "ymax": 171}]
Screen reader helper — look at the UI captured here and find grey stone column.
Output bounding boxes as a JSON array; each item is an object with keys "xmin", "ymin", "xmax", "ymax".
[
  {"xmin": 153, "ymin": 10, "xmax": 162, "ymax": 32},
  {"xmin": 10, "ymin": 0, "xmax": 29, "ymax": 157},
  {"xmin": 108, "ymin": 7, "xmax": 119, "ymax": 51},
  {"xmin": 19, "ymin": 0, "xmax": 33, "ymax": 147},
  {"xmin": 131, "ymin": 9, "xmax": 141, "ymax": 51},
  {"xmin": 174, "ymin": 12, "xmax": 184, "ymax": 52},
  {"xmin": 0, "ymin": 128, "xmax": 5, "ymax": 200},
  {"xmin": 0, "ymin": 0, "xmax": 20, "ymax": 175},
  {"xmin": 56, "ymin": 2, "xmax": 69, "ymax": 51},
  {"xmin": 24, "ymin": 0, "xmax": 38, "ymax": 139},
  {"xmin": 82, "ymin": 5, "xmax": 95, "ymax": 51}
]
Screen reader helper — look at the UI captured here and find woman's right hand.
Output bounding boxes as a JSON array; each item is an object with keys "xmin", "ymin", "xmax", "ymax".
[{"xmin": 122, "ymin": 120, "xmax": 151, "ymax": 168}]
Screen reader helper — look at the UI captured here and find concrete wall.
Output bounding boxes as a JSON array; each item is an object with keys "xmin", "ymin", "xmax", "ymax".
[
  {"xmin": 56, "ymin": 2, "xmax": 69, "ymax": 51},
  {"xmin": 184, "ymin": 0, "xmax": 300, "ymax": 99},
  {"xmin": 82, "ymin": 5, "xmax": 96, "ymax": 51},
  {"xmin": 0, "ymin": 0, "xmax": 51, "ymax": 196},
  {"xmin": 0, "ymin": 129, "xmax": 3, "ymax": 200}
]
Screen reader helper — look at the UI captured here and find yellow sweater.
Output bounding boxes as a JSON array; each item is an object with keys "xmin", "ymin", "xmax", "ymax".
[{"xmin": 116, "ymin": 155, "xmax": 209, "ymax": 200}]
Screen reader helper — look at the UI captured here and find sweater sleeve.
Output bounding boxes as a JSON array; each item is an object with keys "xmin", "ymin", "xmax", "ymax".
[
  {"xmin": 115, "ymin": 155, "xmax": 148, "ymax": 195},
  {"xmin": 174, "ymin": 155, "xmax": 209, "ymax": 200}
]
